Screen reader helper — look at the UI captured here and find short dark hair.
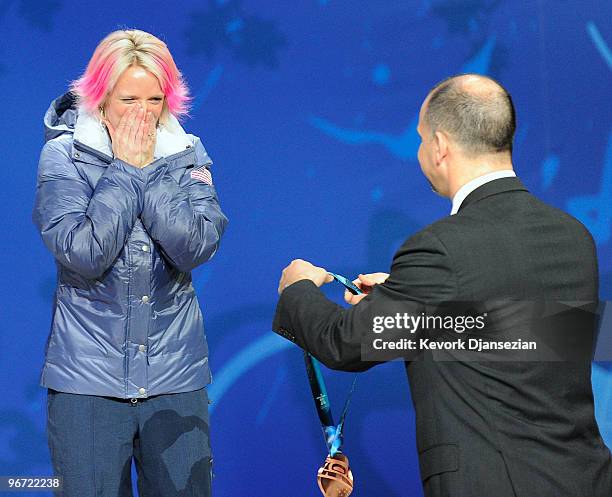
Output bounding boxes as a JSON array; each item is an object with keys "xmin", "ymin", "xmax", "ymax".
[{"xmin": 424, "ymin": 74, "xmax": 516, "ymax": 156}]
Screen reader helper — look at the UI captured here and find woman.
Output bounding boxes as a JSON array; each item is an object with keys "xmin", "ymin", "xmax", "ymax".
[{"xmin": 33, "ymin": 29, "xmax": 228, "ymax": 497}]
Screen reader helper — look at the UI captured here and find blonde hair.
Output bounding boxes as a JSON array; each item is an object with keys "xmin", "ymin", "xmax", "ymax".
[{"xmin": 71, "ymin": 29, "xmax": 191, "ymax": 123}]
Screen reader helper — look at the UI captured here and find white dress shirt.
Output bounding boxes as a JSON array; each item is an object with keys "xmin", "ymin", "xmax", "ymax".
[{"xmin": 450, "ymin": 170, "xmax": 516, "ymax": 215}]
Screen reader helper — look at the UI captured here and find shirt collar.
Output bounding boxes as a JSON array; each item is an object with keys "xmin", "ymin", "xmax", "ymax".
[{"xmin": 450, "ymin": 170, "xmax": 516, "ymax": 215}]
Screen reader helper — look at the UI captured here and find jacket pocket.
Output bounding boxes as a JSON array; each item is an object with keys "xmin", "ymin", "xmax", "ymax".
[{"xmin": 419, "ymin": 443, "xmax": 459, "ymax": 481}]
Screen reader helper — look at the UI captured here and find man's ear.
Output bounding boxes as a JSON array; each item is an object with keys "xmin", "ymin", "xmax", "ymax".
[{"xmin": 434, "ymin": 131, "xmax": 449, "ymax": 166}]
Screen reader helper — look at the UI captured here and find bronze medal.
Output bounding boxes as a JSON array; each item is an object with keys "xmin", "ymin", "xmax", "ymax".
[{"xmin": 317, "ymin": 453, "xmax": 354, "ymax": 497}]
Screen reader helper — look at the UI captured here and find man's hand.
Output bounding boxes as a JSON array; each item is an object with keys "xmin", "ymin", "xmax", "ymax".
[
  {"xmin": 278, "ymin": 259, "xmax": 334, "ymax": 295},
  {"xmin": 344, "ymin": 272, "xmax": 390, "ymax": 305},
  {"xmin": 104, "ymin": 106, "xmax": 157, "ymax": 168}
]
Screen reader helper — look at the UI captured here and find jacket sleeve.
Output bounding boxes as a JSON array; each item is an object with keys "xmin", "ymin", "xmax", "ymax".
[
  {"xmin": 140, "ymin": 141, "xmax": 228, "ymax": 273},
  {"xmin": 272, "ymin": 230, "xmax": 457, "ymax": 372},
  {"xmin": 32, "ymin": 139, "xmax": 146, "ymax": 279}
]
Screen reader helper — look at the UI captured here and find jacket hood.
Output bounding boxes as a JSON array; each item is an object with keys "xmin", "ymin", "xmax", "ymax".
[
  {"xmin": 44, "ymin": 92, "xmax": 78, "ymax": 143},
  {"xmin": 44, "ymin": 91, "xmax": 195, "ymax": 160}
]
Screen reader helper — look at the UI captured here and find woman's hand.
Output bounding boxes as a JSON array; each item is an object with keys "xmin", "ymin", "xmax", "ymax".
[
  {"xmin": 104, "ymin": 106, "xmax": 157, "ymax": 168},
  {"xmin": 344, "ymin": 272, "xmax": 390, "ymax": 305}
]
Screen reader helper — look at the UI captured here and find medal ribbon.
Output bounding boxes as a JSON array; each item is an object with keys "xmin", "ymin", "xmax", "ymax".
[{"xmin": 304, "ymin": 272, "xmax": 362, "ymax": 456}]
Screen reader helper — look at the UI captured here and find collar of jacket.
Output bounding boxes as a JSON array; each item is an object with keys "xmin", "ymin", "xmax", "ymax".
[
  {"xmin": 72, "ymin": 105, "xmax": 195, "ymax": 166},
  {"xmin": 458, "ymin": 176, "xmax": 529, "ymax": 213}
]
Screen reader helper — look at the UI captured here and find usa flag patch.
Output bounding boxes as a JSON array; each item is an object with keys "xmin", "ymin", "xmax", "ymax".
[{"xmin": 190, "ymin": 166, "xmax": 213, "ymax": 186}]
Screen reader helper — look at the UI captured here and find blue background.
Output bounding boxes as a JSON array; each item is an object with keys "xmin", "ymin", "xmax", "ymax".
[{"xmin": 0, "ymin": 1, "xmax": 610, "ymax": 496}]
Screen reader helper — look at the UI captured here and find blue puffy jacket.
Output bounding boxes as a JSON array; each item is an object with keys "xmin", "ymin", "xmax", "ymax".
[{"xmin": 33, "ymin": 92, "xmax": 228, "ymax": 399}]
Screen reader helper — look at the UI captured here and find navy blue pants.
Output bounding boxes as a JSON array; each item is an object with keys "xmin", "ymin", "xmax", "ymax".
[{"xmin": 46, "ymin": 387, "xmax": 212, "ymax": 497}]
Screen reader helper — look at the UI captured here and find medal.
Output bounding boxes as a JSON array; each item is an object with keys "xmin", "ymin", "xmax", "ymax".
[
  {"xmin": 305, "ymin": 352, "xmax": 356, "ymax": 497},
  {"xmin": 304, "ymin": 272, "xmax": 362, "ymax": 497},
  {"xmin": 317, "ymin": 453, "xmax": 354, "ymax": 497}
]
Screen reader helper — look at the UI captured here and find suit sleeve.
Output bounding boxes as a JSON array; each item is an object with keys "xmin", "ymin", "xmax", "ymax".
[
  {"xmin": 272, "ymin": 230, "xmax": 457, "ymax": 372},
  {"xmin": 32, "ymin": 140, "xmax": 146, "ymax": 279},
  {"xmin": 140, "ymin": 142, "xmax": 228, "ymax": 273}
]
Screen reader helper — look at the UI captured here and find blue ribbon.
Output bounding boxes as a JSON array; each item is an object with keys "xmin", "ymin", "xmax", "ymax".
[{"xmin": 304, "ymin": 272, "xmax": 362, "ymax": 456}]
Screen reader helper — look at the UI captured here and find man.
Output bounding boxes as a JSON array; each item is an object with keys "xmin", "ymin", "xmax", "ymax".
[{"xmin": 273, "ymin": 74, "xmax": 612, "ymax": 496}]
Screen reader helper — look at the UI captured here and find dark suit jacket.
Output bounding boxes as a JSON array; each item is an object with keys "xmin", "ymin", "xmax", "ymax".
[{"xmin": 273, "ymin": 177, "xmax": 612, "ymax": 497}]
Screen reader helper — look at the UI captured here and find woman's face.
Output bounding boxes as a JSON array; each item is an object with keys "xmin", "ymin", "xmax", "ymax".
[{"xmin": 101, "ymin": 64, "xmax": 165, "ymax": 132}]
